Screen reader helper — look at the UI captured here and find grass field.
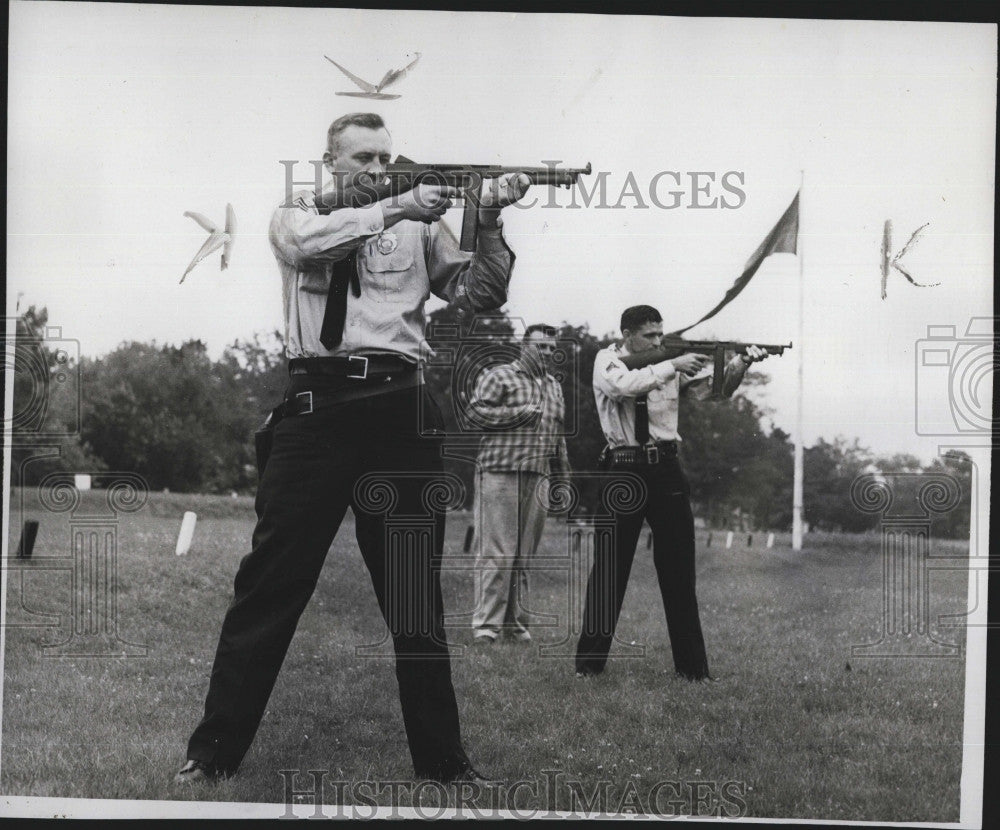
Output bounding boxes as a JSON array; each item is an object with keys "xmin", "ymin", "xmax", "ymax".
[{"xmin": 2, "ymin": 487, "xmax": 971, "ymax": 820}]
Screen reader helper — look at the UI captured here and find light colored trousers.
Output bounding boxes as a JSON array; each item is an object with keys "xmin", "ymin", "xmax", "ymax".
[{"xmin": 472, "ymin": 470, "xmax": 549, "ymax": 640}]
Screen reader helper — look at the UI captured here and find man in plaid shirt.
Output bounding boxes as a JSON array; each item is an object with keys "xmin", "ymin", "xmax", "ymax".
[{"xmin": 469, "ymin": 324, "xmax": 571, "ymax": 643}]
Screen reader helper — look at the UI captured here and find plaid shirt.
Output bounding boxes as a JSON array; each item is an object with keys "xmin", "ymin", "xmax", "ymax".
[{"xmin": 469, "ymin": 358, "xmax": 570, "ymax": 475}]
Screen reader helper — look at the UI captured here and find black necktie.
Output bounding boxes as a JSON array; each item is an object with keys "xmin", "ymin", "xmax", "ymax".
[
  {"xmin": 635, "ymin": 394, "xmax": 649, "ymax": 445},
  {"xmin": 320, "ymin": 250, "xmax": 361, "ymax": 350}
]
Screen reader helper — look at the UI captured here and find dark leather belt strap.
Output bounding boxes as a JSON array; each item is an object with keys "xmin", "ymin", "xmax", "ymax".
[
  {"xmin": 288, "ymin": 354, "xmax": 417, "ymax": 379},
  {"xmin": 274, "ymin": 372, "xmax": 422, "ymax": 420}
]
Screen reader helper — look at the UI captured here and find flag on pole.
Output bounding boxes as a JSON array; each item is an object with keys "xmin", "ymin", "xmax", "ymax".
[{"xmin": 675, "ymin": 192, "xmax": 800, "ymax": 334}]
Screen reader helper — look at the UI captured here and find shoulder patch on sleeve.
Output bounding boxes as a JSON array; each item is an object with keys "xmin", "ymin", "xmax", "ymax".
[
  {"xmin": 290, "ymin": 190, "xmax": 316, "ymax": 211},
  {"xmin": 601, "ymin": 357, "xmax": 621, "ymax": 375}
]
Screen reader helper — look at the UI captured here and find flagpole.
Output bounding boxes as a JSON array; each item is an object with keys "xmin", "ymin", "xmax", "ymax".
[{"xmin": 792, "ymin": 170, "xmax": 805, "ymax": 551}]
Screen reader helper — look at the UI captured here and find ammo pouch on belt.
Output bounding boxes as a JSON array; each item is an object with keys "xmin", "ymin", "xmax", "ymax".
[{"xmin": 599, "ymin": 441, "xmax": 678, "ymax": 468}]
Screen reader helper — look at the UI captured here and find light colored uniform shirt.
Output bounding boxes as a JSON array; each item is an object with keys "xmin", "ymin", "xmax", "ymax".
[
  {"xmin": 269, "ymin": 189, "xmax": 514, "ymax": 361},
  {"xmin": 593, "ymin": 342, "xmax": 748, "ymax": 447},
  {"xmin": 468, "ymin": 358, "xmax": 570, "ymax": 475}
]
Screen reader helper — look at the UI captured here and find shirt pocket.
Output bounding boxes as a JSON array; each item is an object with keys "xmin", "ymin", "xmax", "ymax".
[{"xmin": 362, "ymin": 245, "xmax": 414, "ymax": 297}]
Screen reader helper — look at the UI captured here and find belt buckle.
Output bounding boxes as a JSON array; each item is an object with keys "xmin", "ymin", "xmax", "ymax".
[
  {"xmin": 347, "ymin": 355, "xmax": 368, "ymax": 380},
  {"xmin": 295, "ymin": 390, "xmax": 314, "ymax": 414},
  {"xmin": 645, "ymin": 444, "xmax": 660, "ymax": 464}
]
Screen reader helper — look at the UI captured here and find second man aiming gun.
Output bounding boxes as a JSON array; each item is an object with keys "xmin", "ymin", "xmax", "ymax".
[{"xmin": 576, "ymin": 305, "xmax": 773, "ymax": 681}]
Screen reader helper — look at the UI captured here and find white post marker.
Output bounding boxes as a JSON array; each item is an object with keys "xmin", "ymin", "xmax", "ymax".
[
  {"xmin": 725, "ymin": 531, "xmax": 734, "ymax": 550},
  {"xmin": 767, "ymin": 532, "xmax": 775, "ymax": 549},
  {"xmin": 74, "ymin": 474, "xmax": 92, "ymax": 491},
  {"xmin": 176, "ymin": 511, "xmax": 197, "ymax": 555}
]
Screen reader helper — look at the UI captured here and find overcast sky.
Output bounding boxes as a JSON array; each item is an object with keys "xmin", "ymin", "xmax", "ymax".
[{"xmin": 6, "ymin": 3, "xmax": 996, "ymax": 461}]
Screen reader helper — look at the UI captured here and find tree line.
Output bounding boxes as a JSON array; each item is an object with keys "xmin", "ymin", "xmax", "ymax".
[{"xmin": 10, "ymin": 305, "xmax": 972, "ymax": 538}]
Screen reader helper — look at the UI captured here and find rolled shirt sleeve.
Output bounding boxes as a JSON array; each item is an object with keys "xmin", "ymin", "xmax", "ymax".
[
  {"xmin": 269, "ymin": 193, "xmax": 384, "ymax": 266},
  {"xmin": 593, "ymin": 348, "xmax": 677, "ymax": 401}
]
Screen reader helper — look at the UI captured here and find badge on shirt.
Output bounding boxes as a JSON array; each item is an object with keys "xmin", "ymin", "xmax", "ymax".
[{"xmin": 376, "ymin": 232, "xmax": 398, "ymax": 255}]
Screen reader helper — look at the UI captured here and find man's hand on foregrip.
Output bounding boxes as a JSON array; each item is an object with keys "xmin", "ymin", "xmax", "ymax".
[
  {"xmin": 478, "ymin": 173, "xmax": 532, "ymax": 210},
  {"xmin": 741, "ymin": 344, "xmax": 770, "ymax": 363},
  {"xmin": 477, "ymin": 173, "xmax": 532, "ymax": 234}
]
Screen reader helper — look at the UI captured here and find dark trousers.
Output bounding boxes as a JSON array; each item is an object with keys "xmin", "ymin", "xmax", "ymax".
[
  {"xmin": 575, "ymin": 457, "xmax": 710, "ymax": 679},
  {"xmin": 186, "ymin": 378, "xmax": 471, "ymax": 779}
]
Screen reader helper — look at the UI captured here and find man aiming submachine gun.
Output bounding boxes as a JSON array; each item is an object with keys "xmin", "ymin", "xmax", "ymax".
[
  {"xmin": 316, "ymin": 158, "xmax": 592, "ymax": 251},
  {"xmin": 575, "ymin": 304, "xmax": 791, "ymax": 681},
  {"xmin": 618, "ymin": 338, "xmax": 792, "ymax": 396}
]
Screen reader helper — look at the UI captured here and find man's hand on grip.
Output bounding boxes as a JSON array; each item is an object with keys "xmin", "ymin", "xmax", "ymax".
[
  {"xmin": 671, "ymin": 353, "xmax": 711, "ymax": 377},
  {"xmin": 397, "ymin": 184, "xmax": 459, "ymax": 224}
]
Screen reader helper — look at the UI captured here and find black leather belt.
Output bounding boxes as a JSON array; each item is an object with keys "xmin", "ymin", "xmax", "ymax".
[
  {"xmin": 601, "ymin": 441, "xmax": 678, "ymax": 466},
  {"xmin": 288, "ymin": 354, "xmax": 417, "ymax": 379},
  {"xmin": 274, "ymin": 373, "xmax": 422, "ymax": 419}
]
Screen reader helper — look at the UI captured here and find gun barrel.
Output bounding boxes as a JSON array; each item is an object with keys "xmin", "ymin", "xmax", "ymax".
[
  {"xmin": 384, "ymin": 162, "xmax": 591, "ymax": 187},
  {"xmin": 525, "ymin": 163, "xmax": 592, "ymax": 186},
  {"xmin": 666, "ymin": 339, "xmax": 792, "ymax": 352}
]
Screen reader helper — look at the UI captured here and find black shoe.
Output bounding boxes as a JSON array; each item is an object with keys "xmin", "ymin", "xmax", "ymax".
[
  {"xmin": 424, "ymin": 762, "xmax": 497, "ymax": 786},
  {"xmin": 445, "ymin": 766, "xmax": 499, "ymax": 786},
  {"xmin": 575, "ymin": 666, "xmax": 602, "ymax": 678},
  {"xmin": 677, "ymin": 670, "xmax": 719, "ymax": 683},
  {"xmin": 174, "ymin": 759, "xmax": 225, "ymax": 784}
]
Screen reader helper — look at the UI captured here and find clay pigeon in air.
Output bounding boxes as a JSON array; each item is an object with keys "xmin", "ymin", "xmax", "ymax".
[
  {"xmin": 180, "ymin": 204, "xmax": 236, "ymax": 283},
  {"xmin": 324, "ymin": 53, "xmax": 421, "ymax": 100}
]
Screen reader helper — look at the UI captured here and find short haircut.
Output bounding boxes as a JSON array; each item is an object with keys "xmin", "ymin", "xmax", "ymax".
[
  {"xmin": 523, "ymin": 323, "xmax": 557, "ymax": 341},
  {"xmin": 620, "ymin": 305, "xmax": 662, "ymax": 333},
  {"xmin": 326, "ymin": 113, "xmax": 388, "ymax": 156}
]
